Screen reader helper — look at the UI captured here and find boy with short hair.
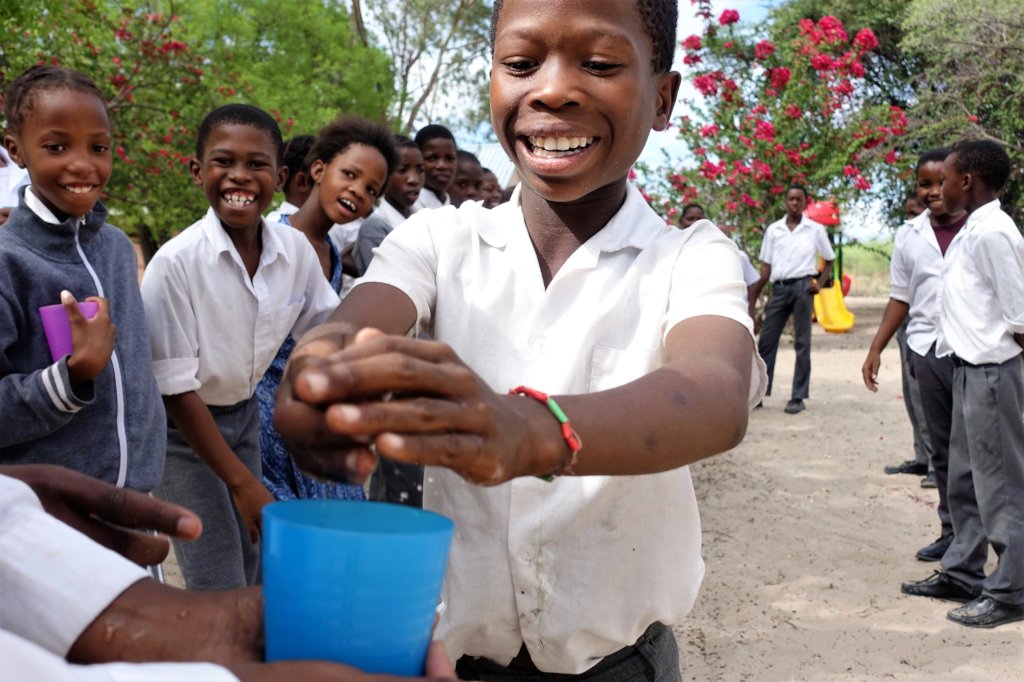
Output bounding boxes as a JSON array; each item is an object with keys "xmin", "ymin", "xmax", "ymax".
[
  {"xmin": 141, "ymin": 104, "xmax": 338, "ymax": 591},
  {"xmin": 266, "ymin": 133, "xmax": 314, "ymax": 224},
  {"xmin": 900, "ymin": 139, "xmax": 1024, "ymax": 628},
  {"xmin": 412, "ymin": 124, "xmax": 457, "ymax": 211},
  {"xmin": 274, "ymin": 0, "xmax": 766, "ymax": 678},
  {"xmin": 750, "ymin": 185, "xmax": 835, "ymax": 414}
]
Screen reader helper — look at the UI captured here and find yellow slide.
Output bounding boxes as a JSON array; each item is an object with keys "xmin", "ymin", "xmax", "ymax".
[{"xmin": 813, "ymin": 280, "xmax": 855, "ymax": 333}]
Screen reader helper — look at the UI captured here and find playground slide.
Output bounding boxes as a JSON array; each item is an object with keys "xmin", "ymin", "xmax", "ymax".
[{"xmin": 813, "ymin": 280, "xmax": 855, "ymax": 333}]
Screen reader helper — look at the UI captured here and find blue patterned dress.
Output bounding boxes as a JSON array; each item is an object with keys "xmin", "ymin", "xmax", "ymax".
[{"xmin": 256, "ymin": 216, "xmax": 364, "ymax": 501}]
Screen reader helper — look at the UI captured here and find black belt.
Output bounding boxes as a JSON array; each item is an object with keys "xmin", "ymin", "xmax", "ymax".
[
  {"xmin": 775, "ymin": 277, "xmax": 807, "ymax": 286},
  {"xmin": 950, "ymin": 355, "xmax": 1000, "ymax": 368}
]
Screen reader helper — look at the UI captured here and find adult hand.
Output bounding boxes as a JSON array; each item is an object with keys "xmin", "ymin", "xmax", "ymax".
[
  {"xmin": 285, "ymin": 329, "xmax": 563, "ymax": 486},
  {"xmin": 230, "ymin": 475, "xmax": 275, "ymax": 544},
  {"xmin": 65, "ymin": 290, "xmax": 116, "ymax": 387},
  {"xmin": 861, "ymin": 350, "xmax": 881, "ymax": 392},
  {"xmin": 808, "ymin": 278, "xmax": 821, "ymax": 295},
  {"xmin": 229, "ymin": 641, "xmax": 456, "ymax": 680},
  {"xmin": 0, "ymin": 463, "xmax": 201, "ymax": 567}
]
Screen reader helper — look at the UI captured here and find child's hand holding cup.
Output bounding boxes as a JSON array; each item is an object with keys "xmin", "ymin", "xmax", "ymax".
[{"xmin": 39, "ymin": 290, "xmax": 116, "ymax": 386}]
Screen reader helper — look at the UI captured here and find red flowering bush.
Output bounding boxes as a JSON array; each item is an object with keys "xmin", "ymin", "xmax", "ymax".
[{"xmin": 639, "ymin": 1, "xmax": 905, "ymax": 256}]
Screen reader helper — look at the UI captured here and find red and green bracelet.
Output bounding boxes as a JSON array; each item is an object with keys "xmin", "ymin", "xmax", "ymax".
[{"xmin": 509, "ymin": 385, "xmax": 582, "ymax": 479}]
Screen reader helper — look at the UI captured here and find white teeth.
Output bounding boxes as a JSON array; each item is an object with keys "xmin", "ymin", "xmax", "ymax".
[
  {"xmin": 527, "ymin": 136, "xmax": 595, "ymax": 155},
  {"xmin": 339, "ymin": 199, "xmax": 356, "ymax": 212},
  {"xmin": 62, "ymin": 185, "xmax": 93, "ymax": 194},
  {"xmin": 224, "ymin": 192, "xmax": 255, "ymax": 207}
]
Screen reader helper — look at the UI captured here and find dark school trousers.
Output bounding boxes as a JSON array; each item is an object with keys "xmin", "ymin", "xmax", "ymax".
[
  {"xmin": 898, "ymin": 322, "xmax": 932, "ymax": 468},
  {"xmin": 758, "ymin": 278, "xmax": 813, "ymax": 400},
  {"xmin": 940, "ymin": 355, "xmax": 1024, "ymax": 606},
  {"xmin": 909, "ymin": 346, "xmax": 953, "ymax": 536},
  {"xmin": 157, "ymin": 396, "xmax": 262, "ymax": 591},
  {"xmin": 455, "ymin": 623, "xmax": 681, "ymax": 682}
]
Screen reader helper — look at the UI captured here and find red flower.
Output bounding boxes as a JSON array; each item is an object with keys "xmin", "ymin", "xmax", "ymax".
[
  {"xmin": 811, "ymin": 53, "xmax": 834, "ymax": 71},
  {"xmin": 798, "ymin": 18, "xmax": 815, "ymax": 35},
  {"xmin": 116, "ymin": 146, "xmax": 132, "ymax": 164},
  {"xmin": 681, "ymin": 34, "xmax": 702, "ymax": 51},
  {"xmin": 843, "ymin": 165, "xmax": 859, "ymax": 177},
  {"xmin": 700, "ymin": 124, "xmax": 720, "ymax": 138},
  {"xmin": 754, "ymin": 120, "xmax": 776, "ymax": 142},
  {"xmin": 722, "ymin": 78, "xmax": 738, "ymax": 91},
  {"xmin": 853, "ymin": 28, "xmax": 879, "ymax": 52},
  {"xmin": 968, "ymin": 114, "xmax": 979, "ymax": 123},
  {"xmin": 833, "ymin": 79, "xmax": 854, "ymax": 96},
  {"xmin": 752, "ymin": 104, "xmax": 767, "ymax": 115},
  {"xmin": 741, "ymin": 193, "xmax": 759, "ymax": 207},
  {"xmin": 854, "ymin": 176, "xmax": 872, "ymax": 191},
  {"xmin": 725, "ymin": 200, "xmax": 739, "ymax": 211},
  {"xmin": 754, "ymin": 39, "xmax": 776, "ymax": 60},
  {"xmin": 693, "ymin": 74, "xmax": 719, "ymax": 96},
  {"xmin": 768, "ymin": 67, "xmax": 791, "ymax": 89},
  {"xmin": 683, "ymin": 53, "xmax": 702, "ymax": 65},
  {"xmin": 884, "ymin": 149, "xmax": 898, "ymax": 164},
  {"xmin": 719, "ymin": 9, "xmax": 740, "ymax": 25},
  {"xmin": 723, "ymin": 41, "xmax": 735, "ymax": 49},
  {"xmin": 817, "ymin": 16, "xmax": 848, "ymax": 43},
  {"xmin": 850, "ymin": 62, "xmax": 865, "ymax": 78},
  {"xmin": 784, "ymin": 104, "xmax": 803, "ymax": 119}
]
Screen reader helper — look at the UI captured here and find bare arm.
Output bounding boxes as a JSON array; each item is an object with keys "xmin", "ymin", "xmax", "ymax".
[
  {"xmin": 811, "ymin": 260, "xmax": 834, "ymax": 294},
  {"xmin": 861, "ymin": 299, "xmax": 910, "ymax": 392},
  {"xmin": 749, "ymin": 262, "xmax": 771, "ymax": 302},
  {"xmin": 163, "ymin": 392, "xmax": 272, "ymax": 541}
]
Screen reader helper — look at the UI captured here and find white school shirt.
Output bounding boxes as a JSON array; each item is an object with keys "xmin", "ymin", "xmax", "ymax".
[
  {"xmin": 359, "ymin": 184, "xmax": 767, "ymax": 674},
  {"xmin": 328, "ymin": 216, "xmax": 364, "ymax": 255},
  {"xmin": 758, "ymin": 215, "xmax": 834, "ymax": 281},
  {"xmin": 738, "ymin": 249, "xmax": 760, "ymax": 286},
  {"xmin": 265, "ymin": 200, "xmax": 300, "ymax": 225},
  {"xmin": 0, "ymin": 147, "xmax": 29, "ymax": 208},
  {"xmin": 141, "ymin": 208, "xmax": 339, "ymax": 406},
  {"xmin": 889, "ymin": 210, "xmax": 960, "ymax": 357},
  {"xmin": 936, "ymin": 200, "xmax": 1024, "ymax": 365},
  {"xmin": 411, "ymin": 188, "xmax": 450, "ymax": 212},
  {"xmin": 0, "ymin": 475, "xmax": 237, "ymax": 681}
]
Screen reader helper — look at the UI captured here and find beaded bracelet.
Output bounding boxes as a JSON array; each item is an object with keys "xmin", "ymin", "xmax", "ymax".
[{"xmin": 509, "ymin": 385, "xmax": 582, "ymax": 479}]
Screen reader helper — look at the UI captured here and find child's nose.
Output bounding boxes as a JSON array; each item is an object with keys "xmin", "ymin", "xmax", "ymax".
[{"xmin": 530, "ymin": 59, "xmax": 581, "ymax": 110}]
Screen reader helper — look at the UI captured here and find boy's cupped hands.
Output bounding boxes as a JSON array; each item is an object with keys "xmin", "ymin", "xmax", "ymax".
[{"xmin": 275, "ymin": 328, "xmax": 561, "ymax": 487}]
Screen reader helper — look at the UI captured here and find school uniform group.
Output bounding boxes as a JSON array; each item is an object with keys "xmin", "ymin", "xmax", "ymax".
[{"xmin": 1, "ymin": 7, "xmax": 1022, "ymax": 678}]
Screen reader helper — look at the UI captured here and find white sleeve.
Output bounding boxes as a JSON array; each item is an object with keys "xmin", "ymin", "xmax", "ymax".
[
  {"xmin": 739, "ymin": 251, "xmax": 760, "ymax": 286},
  {"xmin": 663, "ymin": 226, "xmax": 768, "ymax": 408},
  {"xmin": 0, "ymin": 629, "xmax": 239, "ymax": 682},
  {"xmin": 355, "ymin": 209, "xmax": 441, "ymax": 333},
  {"xmin": 889, "ymin": 231, "xmax": 912, "ymax": 304},
  {"xmin": 289, "ymin": 239, "xmax": 341, "ymax": 339},
  {"xmin": 758, "ymin": 226, "xmax": 774, "ymax": 264},
  {"xmin": 0, "ymin": 476, "xmax": 147, "ymax": 656},
  {"xmin": 140, "ymin": 252, "xmax": 201, "ymax": 397},
  {"xmin": 816, "ymin": 225, "xmax": 836, "ymax": 261},
  {"xmin": 975, "ymin": 227, "xmax": 1024, "ymax": 334}
]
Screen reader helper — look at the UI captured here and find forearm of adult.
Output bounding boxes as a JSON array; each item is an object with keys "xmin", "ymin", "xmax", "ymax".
[
  {"xmin": 817, "ymin": 260, "xmax": 834, "ymax": 289},
  {"xmin": 548, "ymin": 315, "xmax": 753, "ymax": 475},
  {"xmin": 868, "ymin": 299, "xmax": 910, "ymax": 355},
  {"xmin": 163, "ymin": 392, "xmax": 255, "ymax": 490},
  {"xmin": 68, "ymin": 580, "xmax": 262, "ymax": 665}
]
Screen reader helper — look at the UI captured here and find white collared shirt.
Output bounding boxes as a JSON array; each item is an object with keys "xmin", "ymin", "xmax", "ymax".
[
  {"xmin": 265, "ymin": 200, "xmax": 300, "ymax": 225},
  {"xmin": 359, "ymin": 185, "xmax": 767, "ymax": 674},
  {"xmin": 0, "ymin": 475, "xmax": 236, "ymax": 681},
  {"xmin": 141, "ymin": 208, "xmax": 339, "ymax": 405},
  {"xmin": 936, "ymin": 200, "xmax": 1024, "ymax": 364},
  {"xmin": 0, "ymin": 147, "xmax": 29, "ymax": 209},
  {"xmin": 758, "ymin": 215, "xmax": 835, "ymax": 281},
  {"xmin": 411, "ymin": 188, "xmax": 450, "ymax": 212},
  {"xmin": 889, "ymin": 210, "xmax": 961, "ymax": 356}
]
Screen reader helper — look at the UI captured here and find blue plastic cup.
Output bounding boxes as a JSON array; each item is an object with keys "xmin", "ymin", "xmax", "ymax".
[{"xmin": 262, "ymin": 500, "xmax": 454, "ymax": 675}]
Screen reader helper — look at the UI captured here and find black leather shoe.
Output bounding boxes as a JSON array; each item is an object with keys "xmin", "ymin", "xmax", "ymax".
[
  {"xmin": 920, "ymin": 472, "xmax": 937, "ymax": 488},
  {"xmin": 948, "ymin": 596, "xmax": 1024, "ymax": 628},
  {"xmin": 901, "ymin": 571, "xmax": 978, "ymax": 602},
  {"xmin": 784, "ymin": 399, "xmax": 805, "ymax": 414},
  {"xmin": 883, "ymin": 460, "xmax": 928, "ymax": 475},
  {"xmin": 916, "ymin": 534, "xmax": 953, "ymax": 562}
]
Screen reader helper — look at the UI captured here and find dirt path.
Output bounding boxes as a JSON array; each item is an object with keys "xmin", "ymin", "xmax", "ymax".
[{"xmin": 674, "ymin": 297, "xmax": 1024, "ymax": 680}]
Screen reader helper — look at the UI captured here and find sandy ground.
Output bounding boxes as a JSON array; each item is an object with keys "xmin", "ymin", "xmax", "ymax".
[
  {"xmin": 162, "ymin": 296, "xmax": 1023, "ymax": 679},
  {"xmin": 674, "ymin": 296, "xmax": 1024, "ymax": 680}
]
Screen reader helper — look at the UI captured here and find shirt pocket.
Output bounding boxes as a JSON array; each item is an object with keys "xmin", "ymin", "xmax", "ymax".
[{"xmin": 588, "ymin": 345, "xmax": 662, "ymax": 393}]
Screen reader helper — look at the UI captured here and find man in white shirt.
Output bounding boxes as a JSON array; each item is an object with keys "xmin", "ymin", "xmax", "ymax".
[
  {"xmin": 862, "ymin": 148, "xmax": 968, "ymax": 563},
  {"xmin": 0, "ymin": 465, "xmax": 455, "ymax": 681},
  {"xmin": 751, "ymin": 185, "xmax": 835, "ymax": 414},
  {"xmin": 900, "ymin": 140, "xmax": 1024, "ymax": 628}
]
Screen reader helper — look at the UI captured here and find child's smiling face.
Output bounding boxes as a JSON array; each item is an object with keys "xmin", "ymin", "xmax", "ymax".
[
  {"xmin": 386, "ymin": 145, "xmax": 424, "ymax": 211},
  {"xmin": 4, "ymin": 88, "xmax": 112, "ymax": 220},
  {"xmin": 449, "ymin": 158, "xmax": 483, "ymax": 207},
  {"xmin": 489, "ymin": 0, "xmax": 679, "ymax": 205},
  {"xmin": 312, "ymin": 143, "xmax": 388, "ymax": 225},
  {"xmin": 916, "ymin": 160, "xmax": 946, "ymax": 217},
  {"xmin": 190, "ymin": 123, "xmax": 283, "ymax": 233}
]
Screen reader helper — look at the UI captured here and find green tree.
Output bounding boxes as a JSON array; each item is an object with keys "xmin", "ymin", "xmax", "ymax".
[
  {"xmin": 901, "ymin": 0, "xmax": 1024, "ymax": 224},
  {"xmin": 352, "ymin": 0, "xmax": 492, "ymax": 133},
  {"xmin": 181, "ymin": 0, "xmax": 394, "ymax": 135}
]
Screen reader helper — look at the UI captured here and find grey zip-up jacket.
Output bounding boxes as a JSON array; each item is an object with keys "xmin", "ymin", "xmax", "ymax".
[{"xmin": 0, "ymin": 189, "xmax": 165, "ymax": 491}]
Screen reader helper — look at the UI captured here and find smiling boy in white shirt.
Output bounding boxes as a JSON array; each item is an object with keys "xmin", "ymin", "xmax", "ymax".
[
  {"xmin": 900, "ymin": 139, "xmax": 1024, "ymax": 628},
  {"xmin": 140, "ymin": 104, "xmax": 338, "ymax": 591}
]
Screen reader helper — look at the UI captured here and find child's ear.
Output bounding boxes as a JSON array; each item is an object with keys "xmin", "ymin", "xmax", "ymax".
[
  {"xmin": 651, "ymin": 71, "xmax": 682, "ymax": 132},
  {"xmin": 188, "ymin": 158, "xmax": 203, "ymax": 186},
  {"xmin": 3, "ymin": 134, "xmax": 26, "ymax": 168},
  {"xmin": 295, "ymin": 170, "xmax": 311, "ymax": 191},
  {"xmin": 276, "ymin": 166, "xmax": 289, "ymax": 193},
  {"xmin": 309, "ymin": 159, "xmax": 326, "ymax": 185}
]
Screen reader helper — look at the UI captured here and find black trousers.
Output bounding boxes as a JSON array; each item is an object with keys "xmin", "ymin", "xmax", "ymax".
[{"xmin": 757, "ymin": 278, "xmax": 813, "ymax": 400}]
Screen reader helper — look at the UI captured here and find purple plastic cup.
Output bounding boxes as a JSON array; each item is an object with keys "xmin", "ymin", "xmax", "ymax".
[{"xmin": 39, "ymin": 301, "xmax": 100, "ymax": 362}]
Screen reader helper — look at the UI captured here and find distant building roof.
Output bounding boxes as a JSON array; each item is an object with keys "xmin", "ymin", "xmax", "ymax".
[{"xmin": 461, "ymin": 142, "xmax": 518, "ymax": 187}]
